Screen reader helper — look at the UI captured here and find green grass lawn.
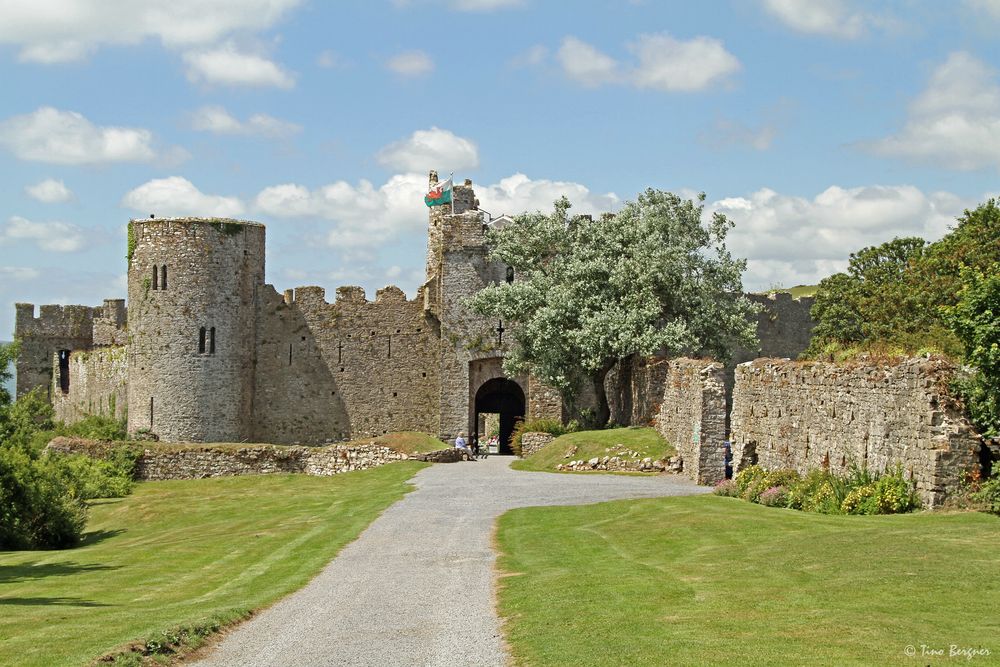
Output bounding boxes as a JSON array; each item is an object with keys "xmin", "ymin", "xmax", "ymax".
[
  {"xmin": 0, "ymin": 461, "xmax": 427, "ymax": 667},
  {"xmin": 496, "ymin": 495, "xmax": 1000, "ymax": 667},
  {"xmin": 511, "ymin": 427, "xmax": 676, "ymax": 473}
]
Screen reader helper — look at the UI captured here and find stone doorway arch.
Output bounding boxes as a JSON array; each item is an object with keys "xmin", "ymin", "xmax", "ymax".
[{"xmin": 474, "ymin": 377, "xmax": 525, "ymax": 455}]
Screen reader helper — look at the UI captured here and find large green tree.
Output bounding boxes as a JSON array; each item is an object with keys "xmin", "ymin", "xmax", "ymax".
[{"xmin": 469, "ymin": 190, "xmax": 758, "ymax": 427}]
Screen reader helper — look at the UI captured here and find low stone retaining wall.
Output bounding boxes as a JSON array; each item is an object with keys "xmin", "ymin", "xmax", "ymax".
[
  {"xmin": 410, "ymin": 448, "xmax": 467, "ymax": 463},
  {"xmin": 557, "ymin": 454, "xmax": 675, "ymax": 473},
  {"xmin": 730, "ymin": 357, "xmax": 984, "ymax": 507},
  {"xmin": 654, "ymin": 358, "xmax": 727, "ymax": 485},
  {"xmin": 519, "ymin": 432, "xmax": 555, "ymax": 457},
  {"xmin": 46, "ymin": 437, "xmax": 414, "ymax": 480}
]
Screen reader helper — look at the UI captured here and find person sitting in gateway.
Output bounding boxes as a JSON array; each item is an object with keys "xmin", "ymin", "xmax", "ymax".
[{"xmin": 454, "ymin": 432, "xmax": 473, "ymax": 460}]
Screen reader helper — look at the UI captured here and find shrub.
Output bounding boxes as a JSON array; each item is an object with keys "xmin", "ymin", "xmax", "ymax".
[
  {"xmin": 758, "ymin": 485, "xmax": 789, "ymax": 507},
  {"xmin": 713, "ymin": 479, "xmax": 739, "ymax": 497},
  {"xmin": 786, "ymin": 469, "xmax": 836, "ymax": 512},
  {"xmin": 734, "ymin": 465, "xmax": 766, "ymax": 497},
  {"xmin": 973, "ymin": 470, "xmax": 1000, "ymax": 515},
  {"xmin": 841, "ymin": 483, "xmax": 878, "ymax": 515},
  {"xmin": 53, "ymin": 446, "xmax": 138, "ymax": 500},
  {"xmin": 0, "ymin": 447, "xmax": 88, "ymax": 549}
]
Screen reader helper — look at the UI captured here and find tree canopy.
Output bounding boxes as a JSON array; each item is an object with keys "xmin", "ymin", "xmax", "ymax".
[{"xmin": 469, "ymin": 189, "xmax": 758, "ymax": 426}]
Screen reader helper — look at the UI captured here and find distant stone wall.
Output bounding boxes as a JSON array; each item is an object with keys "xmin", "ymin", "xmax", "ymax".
[
  {"xmin": 51, "ymin": 346, "xmax": 127, "ymax": 423},
  {"xmin": 654, "ymin": 359, "xmax": 728, "ymax": 485},
  {"xmin": 47, "ymin": 437, "xmax": 408, "ymax": 480},
  {"xmin": 14, "ymin": 303, "xmax": 95, "ymax": 398},
  {"xmin": 730, "ymin": 357, "xmax": 984, "ymax": 507},
  {"xmin": 520, "ymin": 432, "xmax": 555, "ymax": 457}
]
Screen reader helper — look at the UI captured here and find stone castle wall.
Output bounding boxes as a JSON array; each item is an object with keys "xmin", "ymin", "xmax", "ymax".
[
  {"xmin": 654, "ymin": 358, "xmax": 728, "ymax": 485},
  {"xmin": 730, "ymin": 357, "xmax": 983, "ymax": 506},
  {"xmin": 607, "ymin": 355, "xmax": 670, "ymax": 427},
  {"xmin": 14, "ymin": 303, "xmax": 95, "ymax": 399},
  {"xmin": 252, "ymin": 284, "xmax": 441, "ymax": 444},
  {"xmin": 126, "ymin": 218, "xmax": 265, "ymax": 442},
  {"xmin": 51, "ymin": 345, "xmax": 128, "ymax": 423}
]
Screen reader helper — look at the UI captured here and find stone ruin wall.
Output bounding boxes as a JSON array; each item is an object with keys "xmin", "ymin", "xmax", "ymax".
[
  {"xmin": 46, "ymin": 437, "xmax": 410, "ymax": 481},
  {"xmin": 51, "ymin": 345, "xmax": 128, "ymax": 424},
  {"xmin": 14, "ymin": 303, "xmax": 96, "ymax": 399},
  {"xmin": 730, "ymin": 357, "xmax": 984, "ymax": 507},
  {"xmin": 654, "ymin": 358, "xmax": 728, "ymax": 485},
  {"xmin": 252, "ymin": 284, "xmax": 441, "ymax": 444}
]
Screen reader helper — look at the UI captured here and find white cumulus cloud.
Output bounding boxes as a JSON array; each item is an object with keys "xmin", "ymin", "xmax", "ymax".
[
  {"xmin": 1, "ymin": 216, "xmax": 87, "ymax": 252},
  {"xmin": 25, "ymin": 178, "xmax": 73, "ymax": 203},
  {"xmin": 450, "ymin": 0, "xmax": 523, "ymax": 10},
  {"xmin": 0, "ymin": 266, "xmax": 42, "ymax": 281},
  {"xmin": 377, "ymin": 127, "xmax": 479, "ymax": 172},
  {"xmin": 762, "ymin": 0, "xmax": 869, "ymax": 38},
  {"xmin": 254, "ymin": 171, "xmax": 619, "ymax": 259},
  {"xmin": 557, "ymin": 37, "xmax": 618, "ymax": 87},
  {"xmin": 183, "ymin": 42, "xmax": 295, "ymax": 89},
  {"xmin": 861, "ymin": 52, "xmax": 1000, "ymax": 170},
  {"xmin": 628, "ymin": 33, "xmax": 741, "ymax": 92},
  {"xmin": 190, "ymin": 105, "xmax": 300, "ymax": 138},
  {"xmin": 0, "ymin": 107, "xmax": 160, "ymax": 165},
  {"xmin": 709, "ymin": 184, "xmax": 970, "ymax": 289},
  {"xmin": 475, "ymin": 173, "xmax": 619, "ymax": 218},
  {"xmin": 0, "ymin": 0, "xmax": 303, "ymax": 63},
  {"xmin": 386, "ymin": 50, "xmax": 434, "ymax": 76},
  {"xmin": 556, "ymin": 33, "xmax": 740, "ymax": 92},
  {"xmin": 122, "ymin": 177, "xmax": 246, "ymax": 218}
]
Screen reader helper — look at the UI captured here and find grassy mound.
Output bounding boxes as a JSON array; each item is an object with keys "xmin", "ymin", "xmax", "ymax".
[
  {"xmin": 0, "ymin": 461, "xmax": 427, "ymax": 667},
  {"xmin": 496, "ymin": 495, "xmax": 999, "ymax": 666},
  {"xmin": 351, "ymin": 431, "xmax": 447, "ymax": 455},
  {"xmin": 511, "ymin": 427, "xmax": 675, "ymax": 473}
]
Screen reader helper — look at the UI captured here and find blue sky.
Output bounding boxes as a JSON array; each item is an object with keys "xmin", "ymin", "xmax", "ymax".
[{"xmin": 2, "ymin": 0, "xmax": 1000, "ymax": 342}]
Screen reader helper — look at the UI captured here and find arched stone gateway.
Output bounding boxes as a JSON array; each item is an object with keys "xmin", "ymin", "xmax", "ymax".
[{"xmin": 473, "ymin": 377, "xmax": 525, "ymax": 455}]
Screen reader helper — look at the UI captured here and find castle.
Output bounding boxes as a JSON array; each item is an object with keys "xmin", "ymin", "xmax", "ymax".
[{"xmin": 14, "ymin": 173, "xmax": 815, "ymax": 452}]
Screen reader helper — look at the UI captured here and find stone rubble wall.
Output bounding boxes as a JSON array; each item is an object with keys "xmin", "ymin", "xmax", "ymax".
[
  {"xmin": 606, "ymin": 355, "xmax": 670, "ymax": 427},
  {"xmin": 519, "ymin": 432, "xmax": 555, "ymax": 457},
  {"xmin": 654, "ymin": 358, "xmax": 728, "ymax": 485},
  {"xmin": 558, "ymin": 453, "xmax": 672, "ymax": 473},
  {"xmin": 14, "ymin": 303, "xmax": 96, "ymax": 399},
  {"xmin": 46, "ymin": 437, "xmax": 410, "ymax": 480},
  {"xmin": 51, "ymin": 346, "xmax": 128, "ymax": 424},
  {"xmin": 730, "ymin": 357, "xmax": 984, "ymax": 507}
]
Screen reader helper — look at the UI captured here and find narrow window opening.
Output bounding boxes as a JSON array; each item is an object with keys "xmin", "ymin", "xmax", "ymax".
[
  {"xmin": 152, "ymin": 265, "xmax": 159, "ymax": 290},
  {"xmin": 387, "ymin": 336, "xmax": 392, "ymax": 359},
  {"xmin": 392, "ymin": 392, "xmax": 397, "ymax": 397},
  {"xmin": 337, "ymin": 341, "xmax": 343, "ymax": 364},
  {"xmin": 161, "ymin": 265, "xmax": 167, "ymax": 290},
  {"xmin": 288, "ymin": 342, "xmax": 292, "ymax": 365},
  {"xmin": 149, "ymin": 396, "xmax": 154, "ymax": 428},
  {"xmin": 58, "ymin": 349, "xmax": 70, "ymax": 394},
  {"xmin": 506, "ymin": 266, "xmax": 515, "ymax": 284},
  {"xmin": 209, "ymin": 327, "xmax": 216, "ymax": 354},
  {"xmin": 422, "ymin": 372, "xmax": 427, "ymax": 378},
  {"xmin": 199, "ymin": 327, "xmax": 206, "ymax": 353}
]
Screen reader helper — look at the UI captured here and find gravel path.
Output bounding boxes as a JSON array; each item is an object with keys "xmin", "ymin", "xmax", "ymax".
[{"xmin": 196, "ymin": 456, "xmax": 709, "ymax": 667}]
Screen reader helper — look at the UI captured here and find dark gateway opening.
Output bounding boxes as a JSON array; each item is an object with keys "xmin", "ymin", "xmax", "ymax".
[{"xmin": 474, "ymin": 377, "xmax": 525, "ymax": 455}]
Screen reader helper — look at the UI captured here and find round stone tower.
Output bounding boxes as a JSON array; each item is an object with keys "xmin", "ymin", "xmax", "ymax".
[{"xmin": 126, "ymin": 218, "xmax": 265, "ymax": 442}]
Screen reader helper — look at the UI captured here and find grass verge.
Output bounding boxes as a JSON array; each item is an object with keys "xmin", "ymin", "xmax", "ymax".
[
  {"xmin": 510, "ymin": 427, "xmax": 675, "ymax": 473},
  {"xmin": 0, "ymin": 461, "xmax": 427, "ymax": 667},
  {"xmin": 496, "ymin": 495, "xmax": 1000, "ymax": 666}
]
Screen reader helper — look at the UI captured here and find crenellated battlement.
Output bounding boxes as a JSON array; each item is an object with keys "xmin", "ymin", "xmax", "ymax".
[{"xmin": 15, "ymin": 303, "xmax": 96, "ymax": 339}]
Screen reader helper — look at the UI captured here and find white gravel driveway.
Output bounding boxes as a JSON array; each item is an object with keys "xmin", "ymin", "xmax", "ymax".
[{"xmin": 196, "ymin": 456, "xmax": 709, "ymax": 667}]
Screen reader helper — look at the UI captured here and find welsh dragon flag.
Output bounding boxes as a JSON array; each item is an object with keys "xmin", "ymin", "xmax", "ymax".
[{"xmin": 424, "ymin": 178, "xmax": 453, "ymax": 207}]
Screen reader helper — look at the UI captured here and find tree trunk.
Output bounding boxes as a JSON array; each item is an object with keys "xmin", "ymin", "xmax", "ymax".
[{"xmin": 591, "ymin": 361, "xmax": 615, "ymax": 428}]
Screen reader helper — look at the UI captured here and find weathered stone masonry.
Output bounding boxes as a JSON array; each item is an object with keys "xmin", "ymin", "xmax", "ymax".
[
  {"xmin": 654, "ymin": 358, "xmax": 727, "ymax": 485},
  {"xmin": 730, "ymin": 357, "xmax": 983, "ymax": 506}
]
